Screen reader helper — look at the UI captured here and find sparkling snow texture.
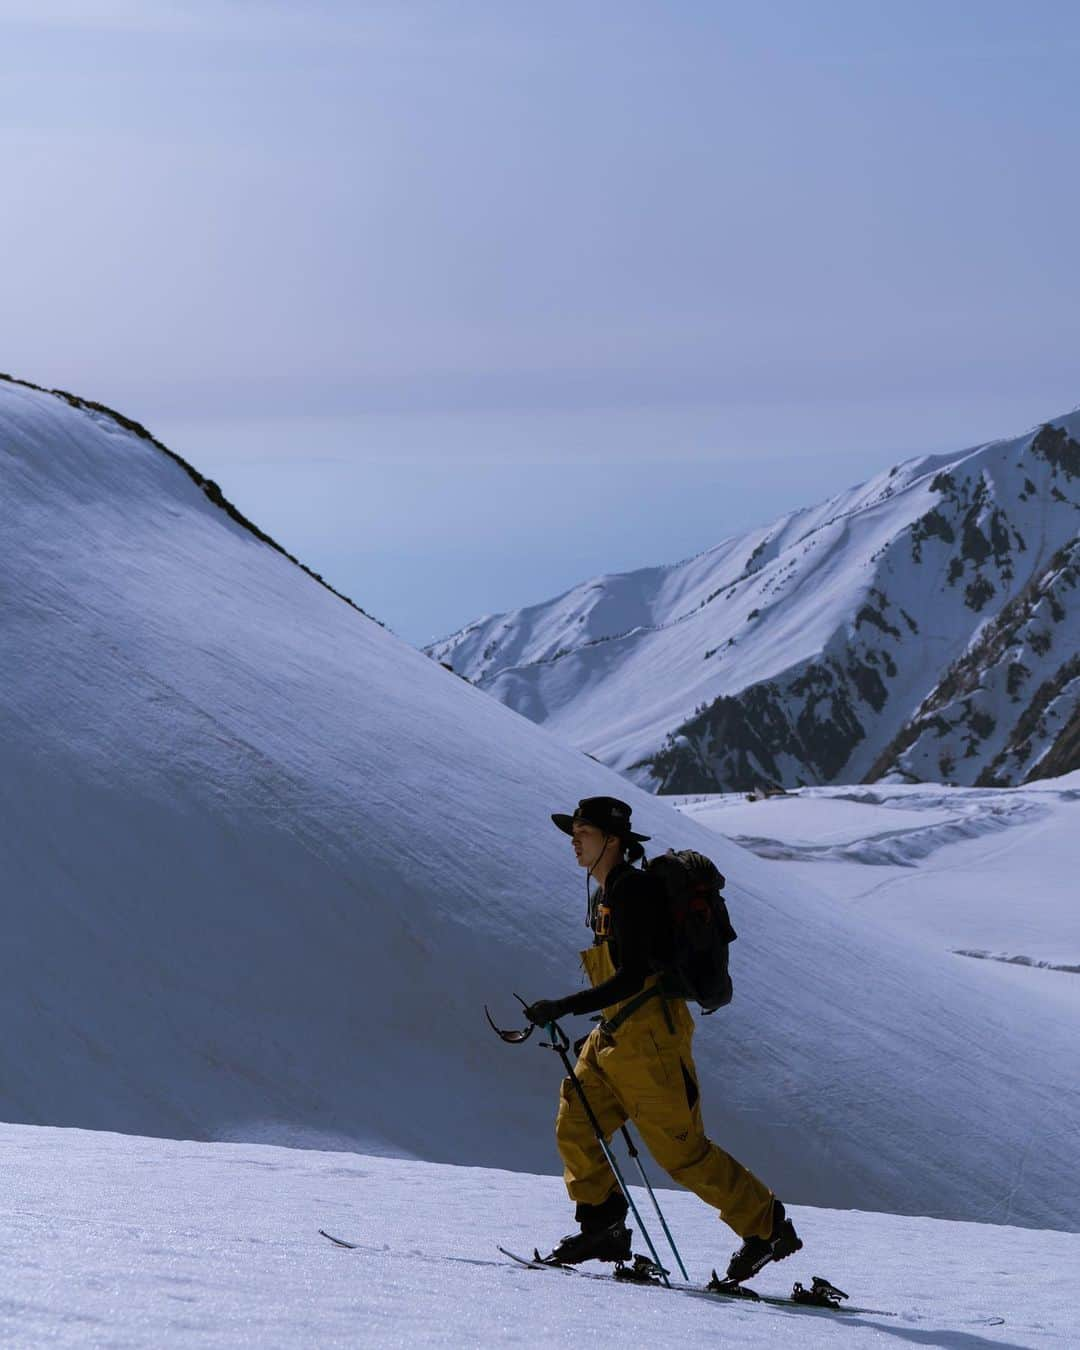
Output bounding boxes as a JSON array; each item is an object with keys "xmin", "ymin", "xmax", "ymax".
[{"xmin": 3, "ymin": 1122, "xmax": 1078, "ymax": 1349}]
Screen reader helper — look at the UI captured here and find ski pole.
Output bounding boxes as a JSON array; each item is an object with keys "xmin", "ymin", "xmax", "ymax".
[
  {"xmin": 543, "ymin": 1020, "xmax": 672, "ymax": 1288},
  {"xmin": 618, "ymin": 1125, "xmax": 689, "ymax": 1282}
]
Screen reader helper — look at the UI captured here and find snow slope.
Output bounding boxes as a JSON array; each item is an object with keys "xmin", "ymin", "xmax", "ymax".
[
  {"xmin": 675, "ymin": 771, "xmax": 1080, "ymax": 983},
  {"xmin": 4, "ymin": 1122, "xmax": 1077, "ymax": 1349},
  {"xmin": 429, "ymin": 412, "xmax": 1080, "ymax": 792},
  {"xmin": 2, "ymin": 374, "xmax": 1079, "ymax": 1229}
]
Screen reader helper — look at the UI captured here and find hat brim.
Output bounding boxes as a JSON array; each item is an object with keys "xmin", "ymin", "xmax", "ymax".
[{"xmin": 551, "ymin": 811, "xmax": 650, "ymax": 843}]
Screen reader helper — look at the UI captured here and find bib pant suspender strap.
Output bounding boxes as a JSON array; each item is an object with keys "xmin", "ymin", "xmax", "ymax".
[{"xmin": 599, "ymin": 981, "xmax": 675, "ymax": 1035}]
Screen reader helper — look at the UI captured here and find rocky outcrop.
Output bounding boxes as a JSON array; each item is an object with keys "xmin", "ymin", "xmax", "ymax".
[{"xmin": 870, "ymin": 535, "xmax": 1080, "ymax": 786}]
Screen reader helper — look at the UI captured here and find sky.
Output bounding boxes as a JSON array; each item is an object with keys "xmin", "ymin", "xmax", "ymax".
[{"xmin": 2, "ymin": 0, "xmax": 1079, "ymax": 642}]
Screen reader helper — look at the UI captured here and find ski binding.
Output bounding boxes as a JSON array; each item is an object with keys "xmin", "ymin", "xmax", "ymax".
[{"xmin": 792, "ymin": 1276, "xmax": 849, "ymax": 1309}]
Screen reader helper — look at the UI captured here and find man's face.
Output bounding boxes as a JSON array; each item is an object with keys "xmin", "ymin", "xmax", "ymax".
[{"xmin": 571, "ymin": 820, "xmax": 611, "ymax": 870}]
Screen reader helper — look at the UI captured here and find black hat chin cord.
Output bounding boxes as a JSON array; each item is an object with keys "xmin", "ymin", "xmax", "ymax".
[{"xmin": 585, "ymin": 831, "xmax": 614, "ymax": 928}]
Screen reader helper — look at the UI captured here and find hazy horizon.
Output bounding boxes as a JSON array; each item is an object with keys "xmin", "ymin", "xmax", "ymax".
[{"xmin": 3, "ymin": 1, "xmax": 1078, "ymax": 640}]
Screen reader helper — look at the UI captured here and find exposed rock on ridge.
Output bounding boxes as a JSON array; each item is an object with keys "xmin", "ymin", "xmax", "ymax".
[{"xmin": 870, "ymin": 534, "xmax": 1080, "ymax": 785}]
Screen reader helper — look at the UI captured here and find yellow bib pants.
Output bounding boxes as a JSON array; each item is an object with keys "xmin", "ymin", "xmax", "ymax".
[{"xmin": 555, "ymin": 942, "xmax": 775, "ymax": 1241}]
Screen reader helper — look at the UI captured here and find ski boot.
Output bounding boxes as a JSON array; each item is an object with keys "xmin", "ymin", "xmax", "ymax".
[
  {"xmin": 723, "ymin": 1200, "xmax": 802, "ymax": 1284},
  {"xmin": 536, "ymin": 1219, "xmax": 633, "ymax": 1266}
]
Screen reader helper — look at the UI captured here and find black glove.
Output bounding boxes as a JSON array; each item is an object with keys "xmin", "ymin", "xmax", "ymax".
[{"xmin": 524, "ymin": 998, "xmax": 567, "ymax": 1027}]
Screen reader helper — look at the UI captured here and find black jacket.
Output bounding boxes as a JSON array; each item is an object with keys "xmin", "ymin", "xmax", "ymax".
[{"xmin": 558, "ymin": 861, "xmax": 670, "ymax": 1018}]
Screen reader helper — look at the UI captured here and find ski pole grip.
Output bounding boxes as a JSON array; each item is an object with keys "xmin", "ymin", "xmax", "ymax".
[{"xmin": 546, "ymin": 1020, "xmax": 570, "ymax": 1052}]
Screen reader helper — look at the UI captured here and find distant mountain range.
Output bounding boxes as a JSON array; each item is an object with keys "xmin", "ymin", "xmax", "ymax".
[{"xmin": 428, "ymin": 411, "xmax": 1080, "ymax": 792}]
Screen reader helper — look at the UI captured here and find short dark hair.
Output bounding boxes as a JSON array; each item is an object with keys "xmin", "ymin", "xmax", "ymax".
[{"xmin": 624, "ymin": 837, "xmax": 646, "ymax": 864}]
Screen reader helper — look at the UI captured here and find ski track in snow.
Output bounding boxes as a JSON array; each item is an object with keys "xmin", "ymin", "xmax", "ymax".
[
  {"xmin": 2, "ymin": 1122, "xmax": 1078, "ymax": 1349},
  {"xmin": 953, "ymin": 951, "xmax": 1080, "ymax": 976},
  {"xmin": 721, "ymin": 797, "xmax": 1050, "ymax": 867}
]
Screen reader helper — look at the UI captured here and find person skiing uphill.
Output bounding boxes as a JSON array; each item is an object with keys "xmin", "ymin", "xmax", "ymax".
[{"xmin": 524, "ymin": 796, "xmax": 801, "ymax": 1284}]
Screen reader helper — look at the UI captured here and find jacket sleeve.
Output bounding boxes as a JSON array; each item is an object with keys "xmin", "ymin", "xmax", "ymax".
[{"xmin": 556, "ymin": 879, "xmax": 654, "ymax": 1017}]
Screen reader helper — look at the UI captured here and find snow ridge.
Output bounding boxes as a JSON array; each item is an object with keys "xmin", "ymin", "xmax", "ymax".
[{"xmin": 0, "ymin": 371, "xmax": 383, "ymax": 629}]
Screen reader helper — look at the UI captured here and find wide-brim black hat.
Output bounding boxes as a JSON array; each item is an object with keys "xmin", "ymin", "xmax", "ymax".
[{"xmin": 551, "ymin": 795, "xmax": 650, "ymax": 843}]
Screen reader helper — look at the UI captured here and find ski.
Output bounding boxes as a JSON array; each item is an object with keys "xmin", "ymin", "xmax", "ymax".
[
  {"xmin": 320, "ymin": 1230, "xmax": 1001, "ymax": 1326},
  {"xmin": 497, "ymin": 1246, "xmax": 667, "ymax": 1284},
  {"xmin": 497, "ymin": 1246, "xmax": 899, "ymax": 1316},
  {"xmin": 707, "ymin": 1270, "xmax": 858, "ymax": 1311}
]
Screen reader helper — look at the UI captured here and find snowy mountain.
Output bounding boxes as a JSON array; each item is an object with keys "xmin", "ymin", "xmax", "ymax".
[
  {"xmin": 3, "ymin": 372, "xmax": 1079, "ymax": 1231},
  {"xmin": 428, "ymin": 412, "xmax": 1080, "ymax": 793}
]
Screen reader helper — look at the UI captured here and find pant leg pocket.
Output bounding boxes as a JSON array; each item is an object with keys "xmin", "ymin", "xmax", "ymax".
[
  {"xmin": 680, "ymin": 1059, "xmax": 700, "ymax": 1111},
  {"xmin": 645, "ymin": 1030, "xmax": 672, "ymax": 1090}
]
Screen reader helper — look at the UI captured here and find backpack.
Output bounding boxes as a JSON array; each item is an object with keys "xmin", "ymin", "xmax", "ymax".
[{"xmin": 645, "ymin": 849, "xmax": 737, "ymax": 1013}]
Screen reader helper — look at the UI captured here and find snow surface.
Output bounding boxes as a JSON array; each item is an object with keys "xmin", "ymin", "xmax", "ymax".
[
  {"xmin": 673, "ymin": 773, "xmax": 1080, "ymax": 974},
  {"xmin": 2, "ymin": 375, "xmax": 1079, "ymax": 1238},
  {"xmin": 4, "ymin": 1121, "xmax": 1078, "ymax": 1349}
]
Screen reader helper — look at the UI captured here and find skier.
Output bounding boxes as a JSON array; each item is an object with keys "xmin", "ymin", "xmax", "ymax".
[{"xmin": 524, "ymin": 795, "xmax": 801, "ymax": 1284}]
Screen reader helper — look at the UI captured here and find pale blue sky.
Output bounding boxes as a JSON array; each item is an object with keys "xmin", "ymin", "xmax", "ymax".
[{"xmin": 3, "ymin": 1, "xmax": 1078, "ymax": 641}]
